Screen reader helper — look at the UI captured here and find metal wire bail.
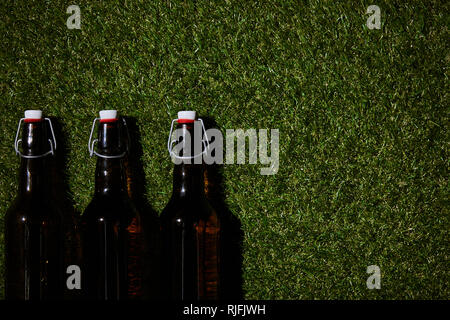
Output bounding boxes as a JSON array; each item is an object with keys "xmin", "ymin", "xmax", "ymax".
[
  {"xmin": 88, "ymin": 117, "xmax": 128, "ymax": 159},
  {"xmin": 14, "ymin": 118, "xmax": 57, "ymax": 159},
  {"xmin": 167, "ymin": 118, "xmax": 210, "ymax": 160}
]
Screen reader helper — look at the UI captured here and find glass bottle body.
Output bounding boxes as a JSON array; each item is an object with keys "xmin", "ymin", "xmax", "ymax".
[
  {"xmin": 5, "ymin": 121, "xmax": 64, "ymax": 300},
  {"xmin": 161, "ymin": 122, "xmax": 221, "ymax": 300},
  {"xmin": 81, "ymin": 121, "xmax": 145, "ymax": 300}
]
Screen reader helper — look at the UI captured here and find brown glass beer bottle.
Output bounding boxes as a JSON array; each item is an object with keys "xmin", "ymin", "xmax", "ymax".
[
  {"xmin": 161, "ymin": 111, "xmax": 221, "ymax": 300},
  {"xmin": 5, "ymin": 110, "xmax": 63, "ymax": 300},
  {"xmin": 81, "ymin": 110, "xmax": 145, "ymax": 300}
]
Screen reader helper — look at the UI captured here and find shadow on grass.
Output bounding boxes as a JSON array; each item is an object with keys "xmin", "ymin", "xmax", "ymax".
[
  {"xmin": 123, "ymin": 116, "xmax": 161, "ymax": 300},
  {"xmin": 47, "ymin": 117, "xmax": 82, "ymax": 299},
  {"xmin": 202, "ymin": 116, "xmax": 244, "ymax": 300}
]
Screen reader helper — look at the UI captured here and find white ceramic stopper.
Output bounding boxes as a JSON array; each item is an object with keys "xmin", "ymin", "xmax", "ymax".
[
  {"xmin": 99, "ymin": 110, "xmax": 118, "ymax": 120},
  {"xmin": 177, "ymin": 111, "xmax": 196, "ymax": 120},
  {"xmin": 24, "ymin": 110, "xmax": 43, "ymax": 120}
]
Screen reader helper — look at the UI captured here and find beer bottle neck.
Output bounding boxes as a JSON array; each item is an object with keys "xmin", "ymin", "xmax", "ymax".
[
  {"xmin": 17, "ymin": 121, "xmax": 49, "ymax": 197},
  {"xmin": 171, "ymin": 163, "xmax": 205, "ymax": 199},
  {"xmin": 171, "ymin": 122, "xmax": 205, "ymax": 199},
  {"xmin": 94, "ymin": 158, "xmax": 126, "ymax": 196},
  {"xmin": 94, "ymin": 121, "xmax": 127, "ymax": 197},
  {"xmin": 18, "ymin": 158, "xmax": 48, "ymax": 197}
]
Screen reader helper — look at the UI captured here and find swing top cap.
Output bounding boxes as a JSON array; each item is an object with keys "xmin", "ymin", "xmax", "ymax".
[
  {"xmin": 24, "ymin": 110, "xmax": 43, "ymax": 121},
  {"xmin": 99, "ymin": 110, "xmax": 118, "ymax": 122},
  {"xmin": 177, "ymin": 111, "xmax": 196, "ymax": 123}
]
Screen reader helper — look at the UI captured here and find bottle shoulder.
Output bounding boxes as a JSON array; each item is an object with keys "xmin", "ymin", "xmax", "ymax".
[
  {"xmin": 5, "ymin": 195, "xmax": 63, "ymax": 224},
  {"xmin": 160, "ymin": 195, "xmax": 219, "ymax": 223},
  {"xmin": 82, "ymin": 193, "xmax": 139, "ymax": 221}
]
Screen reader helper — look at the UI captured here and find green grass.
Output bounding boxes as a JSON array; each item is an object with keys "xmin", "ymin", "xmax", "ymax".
[{"xmin": 0, "ymin": 0, "xmax": 448, "ymax": 299}]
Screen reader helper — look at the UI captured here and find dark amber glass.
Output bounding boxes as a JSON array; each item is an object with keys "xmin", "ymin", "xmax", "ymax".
[
  {"xmin": 160, "ymin": 122, "xmax": 221, "ymax": 300},
  {"xmin": 5, "ymin": 120, "xmax": 64, "ymax": 300},
  {"xmin": 81, "ymin": 119, "xmax": 145, "ymax": 300}
]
